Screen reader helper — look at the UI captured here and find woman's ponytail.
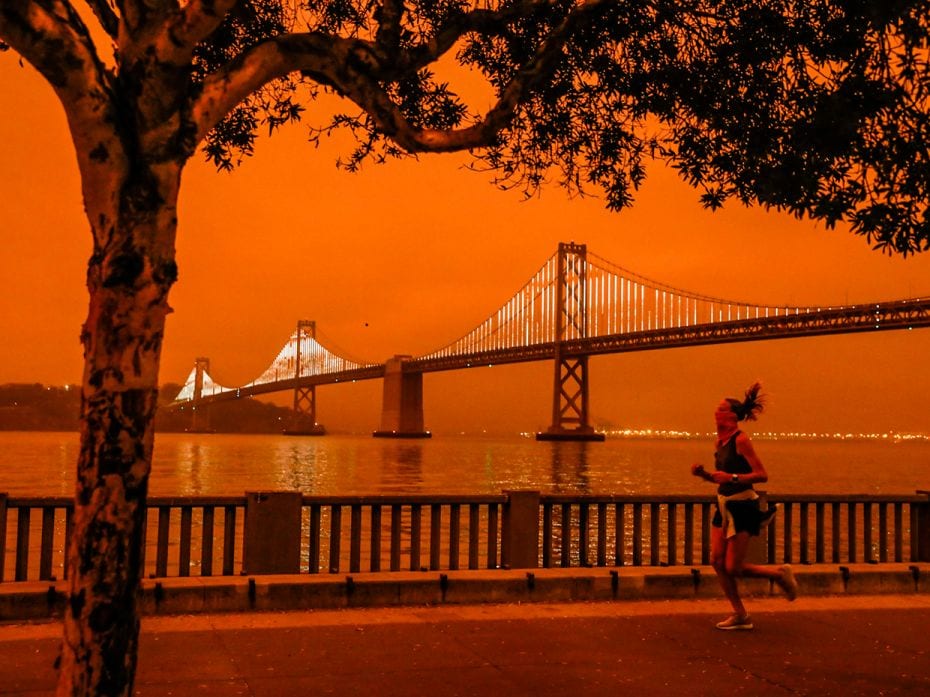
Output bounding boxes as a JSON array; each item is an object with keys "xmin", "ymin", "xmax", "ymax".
[{"xmin": 727, "ymin": 382, "xmax": 766, "ymax": 421}]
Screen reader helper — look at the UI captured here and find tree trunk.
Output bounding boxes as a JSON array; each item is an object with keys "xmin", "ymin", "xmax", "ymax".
[{"xmin": 57, "ymin": 162, "xmax": 181, "ymax": 697}]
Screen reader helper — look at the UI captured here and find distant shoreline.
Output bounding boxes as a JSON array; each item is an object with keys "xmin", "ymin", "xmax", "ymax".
[
  {"xmin": 4, "ymin": 384, "xmax": 927, "ymax": 442},
  {"xmin": 2, "ymin": 427, "xmax": 926, "ymax": 443}
]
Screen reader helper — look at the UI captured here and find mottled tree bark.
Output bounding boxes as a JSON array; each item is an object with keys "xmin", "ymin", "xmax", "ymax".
[{"xmin": 57, "ymin": 163, "xmax": 181, "ymax": 696}]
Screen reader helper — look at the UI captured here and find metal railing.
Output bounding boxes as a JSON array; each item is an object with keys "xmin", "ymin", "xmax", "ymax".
[
  {"xmin": 2, "ymin": 491, "xmax": 928, "ymax": 583},
  {"xmin": 298, "ymin": 495, "xmax": 507, "ymax": 574},
  {"xmin": 537, "ymin": 493, "xmax": 930, "ymax": 568}
]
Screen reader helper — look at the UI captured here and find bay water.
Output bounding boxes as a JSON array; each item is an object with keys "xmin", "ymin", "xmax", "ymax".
[{"xmin": 1, "ymin": 431, "xmax": 927, "ymax": 498}]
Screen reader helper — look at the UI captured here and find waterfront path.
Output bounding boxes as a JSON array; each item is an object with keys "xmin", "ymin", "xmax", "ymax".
[{"xmin": 3, "ymin": 594, "xmax": 930, "ymax": 696}]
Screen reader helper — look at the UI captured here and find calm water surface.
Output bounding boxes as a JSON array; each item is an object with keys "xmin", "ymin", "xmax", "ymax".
[{"xmin": 1, "ymin": 431, "xmax": 928, "ymax": 497}]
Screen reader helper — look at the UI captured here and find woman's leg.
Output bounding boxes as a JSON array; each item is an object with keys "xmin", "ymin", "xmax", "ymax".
[
  {"xmin": 711, "ymin": 525, "xmax": 746, "ymax": 617},
  {"xmin": 725, "ymin": 533, "xmax": 798, "ymax": 599},
  {"xmin": 725, "ymin": 533, "xmax": 783, "ymax": 581}
]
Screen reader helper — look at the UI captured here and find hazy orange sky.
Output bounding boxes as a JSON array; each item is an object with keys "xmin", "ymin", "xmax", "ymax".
[{"xmin": 3, "ymin": 54, "xmax": 930, "ymax": 436}]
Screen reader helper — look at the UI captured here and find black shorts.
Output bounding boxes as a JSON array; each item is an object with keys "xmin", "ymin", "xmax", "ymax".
[{"xmin": 712, "ymin": 498, "xmax": 763, "ymax": 537}]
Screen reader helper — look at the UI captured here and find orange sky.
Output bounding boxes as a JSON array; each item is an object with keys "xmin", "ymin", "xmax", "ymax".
[{"xmin": 3, "ymin": 55, "xmax": 930, "ymax": 436}]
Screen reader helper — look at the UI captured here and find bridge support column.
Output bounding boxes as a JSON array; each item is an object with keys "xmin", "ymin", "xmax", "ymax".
[
  {"xmin": 535, "ymin": 242, "xmax": 604, "ymax": 442},
  {"xmin": 536, "ymin": 354, "xmax": 604, "ymax": 441},
  {"xmin": 188, "ymin": 356, "xmax": 214, "ymax": 433},
  {"xmin": 284, "ymin": 385, "xmax": 326, "ymax": 436},
  {"xmin": 284, "ymin": 321, "xmax": 326, "ymax": 436},
  {"xmin": 373, "ymin": 356, "xmax": 431, "ymax": 439}
]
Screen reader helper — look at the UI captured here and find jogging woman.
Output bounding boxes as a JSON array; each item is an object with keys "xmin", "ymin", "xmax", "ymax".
[{"xmin": 691, "ymin": 383, "xmax": 798, "ymax": 630}]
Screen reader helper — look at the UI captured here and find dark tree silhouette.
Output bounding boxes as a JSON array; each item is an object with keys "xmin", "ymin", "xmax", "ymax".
[{"xmin": 1, "ymin": 0, "xmax": 928, "ymax": 694}]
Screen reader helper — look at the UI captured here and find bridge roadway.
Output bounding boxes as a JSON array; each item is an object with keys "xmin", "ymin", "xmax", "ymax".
[{"xmin": 189, "ymin": 296, "xmax": 930, "ymax": 407}]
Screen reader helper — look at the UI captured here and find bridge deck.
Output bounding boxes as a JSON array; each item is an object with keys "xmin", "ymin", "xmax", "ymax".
[{"xmin": 172, "ymin": 297, "xmax": 930, "ymax": 407}]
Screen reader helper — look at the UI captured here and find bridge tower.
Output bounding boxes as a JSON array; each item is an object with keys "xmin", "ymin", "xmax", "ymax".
[
  {"xmin": 188, "ymin": 356, "xmax": 214, "ymax": 433},
  {"xmin": 284, "ymin": 320, "xmax": 326, "ymax": 436},
  {"xmin": 536, "ymin": 242, "xmax": 605, "ymax": 442}
]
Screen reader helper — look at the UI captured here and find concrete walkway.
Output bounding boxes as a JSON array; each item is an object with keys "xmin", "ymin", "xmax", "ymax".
[{"xmin": 3, "ymin": 594, "xmax": 930, "ymax": 696}]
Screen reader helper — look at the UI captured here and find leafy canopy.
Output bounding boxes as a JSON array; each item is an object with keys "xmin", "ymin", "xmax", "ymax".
[{"xmin": 7, "ymin": 0, "xmax": 930, "ymax": 254}]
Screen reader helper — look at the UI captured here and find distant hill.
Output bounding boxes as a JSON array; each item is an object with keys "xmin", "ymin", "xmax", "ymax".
[
  {"xmin": 0, "ymin": 383, "xmax": 298, "ymax": 434},
  {"xmin": 0, "ymin": 383, "xmax": 81, "ymax": 431}
]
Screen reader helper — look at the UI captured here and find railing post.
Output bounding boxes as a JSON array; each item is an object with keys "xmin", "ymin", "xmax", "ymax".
[
  {"xmin": 243, "ymin": 491, "xmax": 302, "ymax": 574},
  {"xmin": 15, "ymin": 506, "xmax": 30, "ymax": 581},
  {"xmin": 0, "ymin": 493, "xmax": 7, "ymax": 582},
  {"xmin": 502, "ymin": 490, "xmax": 540, "ymax": 569},
  {"xmin": 916, "ymin": 490, "xmax": 930, "ymax": 562}
]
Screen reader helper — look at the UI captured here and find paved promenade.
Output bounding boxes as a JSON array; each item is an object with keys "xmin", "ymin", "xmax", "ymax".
[{"xmin": 3, "ymin": 594, "xmax": 930, "ymax": 696}]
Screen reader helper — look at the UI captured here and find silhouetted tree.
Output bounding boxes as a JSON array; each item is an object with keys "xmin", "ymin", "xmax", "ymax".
[{"xmin": 2, "ymin": 1, "xmax": 929, "ymax": 694}]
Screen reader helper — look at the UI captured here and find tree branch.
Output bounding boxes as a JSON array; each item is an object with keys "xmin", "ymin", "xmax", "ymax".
[
  {"xmin": 374, "ymin": 0, "xmax": 404, "ymax": 52},
  {"xmin": 393, "ymin": 0, "xmax": 556, "ymax": 75},
  {"xmin": 153, "ymin": 0, "xmax": 238, "ymax": 66},
  {"xmin": 85, "ymin": 0, "xmax": 119, "ymax": 38},
  {"xmin": 359, "ymin": 0, "xmax": 613, "ymax": 152},
  {"xmin": 191, "ymin": 31, "xmax": 344, "ymax": 144},
  {"xmin": 192, "ymin": 0, "xmax": 608, "ymax": 155},
  {"xmin": 118, "ymin": 0, "xmax": 177, "ymax": 37},
  {"xmin": 0, "ymin": 1, "xmax": 114, "ymax": 138},
  {"xmin": 0, "ymin": 0, "xmax": 126, "ymax": 240}
]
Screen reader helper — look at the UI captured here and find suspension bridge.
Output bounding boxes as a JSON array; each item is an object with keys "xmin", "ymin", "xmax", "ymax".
[{"xmin": 171, "ymin": 242, "xmax": 930, "ymax": 439}]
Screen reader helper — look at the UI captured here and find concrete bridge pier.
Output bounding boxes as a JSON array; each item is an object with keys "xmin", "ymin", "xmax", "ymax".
[{"xmin": 373, "ymin": 356, "xmax": 431, "ymax": 439}]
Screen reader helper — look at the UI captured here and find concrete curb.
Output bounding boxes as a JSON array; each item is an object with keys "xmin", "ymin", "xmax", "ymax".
[{"xmin": 2, "ymin": 563, "xmax": 926, "ymax": 621}]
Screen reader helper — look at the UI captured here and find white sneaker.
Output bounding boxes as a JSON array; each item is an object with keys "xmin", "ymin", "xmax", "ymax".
[{"xmin": 715, "ymin": 614, "xmax": 753, "ymax": 630}]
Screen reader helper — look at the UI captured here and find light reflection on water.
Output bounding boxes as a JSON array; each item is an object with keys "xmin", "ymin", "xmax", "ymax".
[{"xmin": 0, "ymin": 431, "xmax": 927, "ymax": 497}]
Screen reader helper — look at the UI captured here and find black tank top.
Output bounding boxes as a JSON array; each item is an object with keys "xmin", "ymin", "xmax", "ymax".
[{"xmin": 715, "ymin": 431, "xmax": 753, "ymax": 496}]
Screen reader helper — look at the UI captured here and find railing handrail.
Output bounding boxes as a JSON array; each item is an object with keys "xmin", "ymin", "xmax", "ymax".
[
  {"xmin": 300, "ymin": 494, "xmax": 508, "ymax": 505},
  {"xmin": 768, "ymin": 493, "xmax": 929, "ymax": 503},
  {"xmin": 4, "ymin": 495, "xmax": 249, "ymax": 508},
  {"xmin": 6, "ymin": 492, "xmax": 927, "ymax": 507}
]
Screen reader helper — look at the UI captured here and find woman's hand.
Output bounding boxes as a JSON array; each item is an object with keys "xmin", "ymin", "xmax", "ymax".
[{"xmin": 691, "ymin": 463, "xmax": 710, "ymax": 481}]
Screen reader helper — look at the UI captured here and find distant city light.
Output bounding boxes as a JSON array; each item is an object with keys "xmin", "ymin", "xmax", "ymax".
[{"xmin": 574, "ymin": 429, "xmax": 930, "ymax": 442}]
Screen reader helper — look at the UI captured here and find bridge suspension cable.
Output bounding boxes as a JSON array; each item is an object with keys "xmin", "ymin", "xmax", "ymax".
[
  {"xmin": 419, "ymin": 246, "xmax": 817, "ymax": 362},
  {"xmin": 583, "ymin": 251, "xmax": 809, "ymax": 335},
  {"xmin": 174, "ymin": 324, "xmax": 378, "ymax": 403}
]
